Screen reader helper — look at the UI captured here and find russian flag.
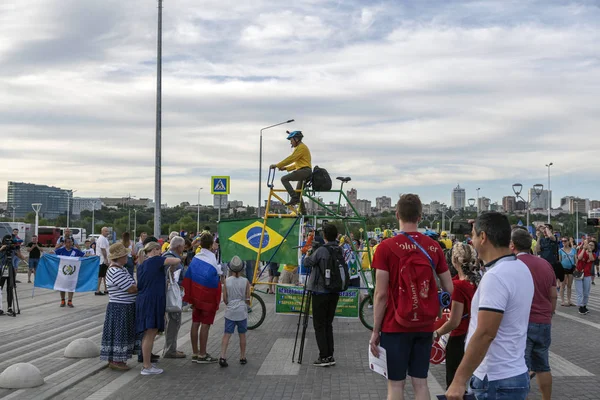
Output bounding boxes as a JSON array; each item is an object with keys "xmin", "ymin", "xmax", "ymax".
[
  {"xmin": 35, "ymin": 254, "xmax": 100, "ymax": 292},
  {"xmin": 182, "ymin": 250, "xmax": 222, "ymax": 312}
]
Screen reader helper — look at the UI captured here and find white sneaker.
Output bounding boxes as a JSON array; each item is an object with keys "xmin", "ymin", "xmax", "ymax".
[{"xmin": 141, "ymin": 366, "xmax": 163, "ymax": 375}]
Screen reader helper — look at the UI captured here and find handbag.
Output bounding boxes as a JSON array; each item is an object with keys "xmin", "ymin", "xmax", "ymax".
[
  {"xmin": 573, "ymin": 269, "xmax": 584, "ymax": 280},
  {"xmin": 166, "ymin": 272, "xmax": 183, "ymax": 313}
]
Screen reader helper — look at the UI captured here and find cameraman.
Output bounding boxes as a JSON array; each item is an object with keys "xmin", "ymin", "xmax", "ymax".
[
  {"xmin": 27, "ymin": 235, "xmax": 42, "ymax": 283},
  {"xmin": 1, "ymin": 235, "xmax": 25, "ymax": 315},
  {"xmin": 536, "ymin": 224, "xmax": 563, "ymax": 284}
]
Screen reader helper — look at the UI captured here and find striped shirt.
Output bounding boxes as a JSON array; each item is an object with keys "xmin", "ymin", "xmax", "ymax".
[{"xmin": 106, "ymin": 265, "xmax": 136, "ymax": 304}]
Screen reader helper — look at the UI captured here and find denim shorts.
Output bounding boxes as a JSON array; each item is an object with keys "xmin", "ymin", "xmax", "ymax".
[
  {"xmin": 525, "ymin": 322, "xmax": 551, "ymax": 372},
  {"xmin": 380, "ymin": 331, "xmax": 432, "ymax": 381},
  {"xmin": 28, "ymin": 258, "xmax": 40, "ymax": 270},
  {"xmin": 224, "ymin": 318, "xmax": 247, "ymax": 334},
  {"xmin": 469, "ymin": 372, "xmax": 530, "ymax": 400}
]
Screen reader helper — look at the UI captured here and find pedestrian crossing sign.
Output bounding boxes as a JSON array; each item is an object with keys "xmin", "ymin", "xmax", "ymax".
[{"xmin": 211, "ymin": 176, "xmax": 230, "ymax": 195}]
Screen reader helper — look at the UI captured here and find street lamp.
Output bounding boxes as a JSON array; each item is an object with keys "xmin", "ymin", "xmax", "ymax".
[
  {"xmin": 468, "ymin": 198, "xmax": 476, "ymax": 210},
  {"xmin": 10, "ymin": 206, "xmax": 16, "ymax": 222},
  {"xmin": 545, "ymin": 162, "xmax": 553, "ymax": 224},
  {"xmin": 66, "ymin": 189, "xmax": 77, "ymax": 228},
  {"xmin": 32, "ymin": 203, "xmax": 42, "ymax": 236},
  {"xmin": 476, "ymin": 188, "xmax": 481, "ymax": 215},
  {"xmin": 197, "ymin": 187, "xmax": 203, "ymax": 234},
  {"xmin": 258, "ymin": 119, "xmax": 294, "ymax": 217},
  {"xmin": 133, "ymin": 209, "xmax": 138, "ymax": 241},
  {"xmin": 512, "ymin": 183, "xmax": 543, "ymax": 228}
]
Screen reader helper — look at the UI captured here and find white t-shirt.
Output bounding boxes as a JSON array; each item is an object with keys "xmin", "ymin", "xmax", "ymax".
[
  {"xmin": 96, "ymin": 235, "xmax": 110, "ymax": 265},
  {"xmin": 466, "ymin": 255, "xmax": 534, "ymax": 381}
]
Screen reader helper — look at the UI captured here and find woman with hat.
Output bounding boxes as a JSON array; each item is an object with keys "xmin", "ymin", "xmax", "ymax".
[
  {"xmin": 135, "ymin": 241, "xmax": 182, "ymax": 375},
  {"xmin": 100, "ymin": 242, "xmax": 139, "ymax": 370},
  {"xmin": 219, "ymin": 255, "xmax": 250, "ymax": 367}
]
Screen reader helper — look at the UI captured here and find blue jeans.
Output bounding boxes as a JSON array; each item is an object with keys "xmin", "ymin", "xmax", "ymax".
[
  {"xmin": 28, "ymin": 258, "xmax": 40, "ymax": 270},
  {"xmin": 575, "ymin": 276, "xmax": 591, "ymax": 306},
  {"xmin": 469, "ymin": 372, "xmax": 530, "ymax": 400},
  {"xmin": 525, "ymin": 323, "xmax": 551, "ymax": 372}
]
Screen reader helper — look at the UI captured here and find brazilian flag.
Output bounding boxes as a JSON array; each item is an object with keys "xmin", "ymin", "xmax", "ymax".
[{"xmin": 218, "ymin": 218, "xmax": 300, "ymax": 265}]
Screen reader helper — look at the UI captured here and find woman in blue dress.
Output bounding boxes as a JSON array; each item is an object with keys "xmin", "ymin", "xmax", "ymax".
[{"xmin": 136, "ymin": 241, "xmax": 181, "ymax": 375}]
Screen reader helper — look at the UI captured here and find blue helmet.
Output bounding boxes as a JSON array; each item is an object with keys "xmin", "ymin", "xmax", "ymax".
[{"xmin": 286, "ymin": 130, "xmax": 303, "ymax": 140}]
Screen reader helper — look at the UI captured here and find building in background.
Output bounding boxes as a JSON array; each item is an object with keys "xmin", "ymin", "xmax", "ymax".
[
  {"xmin": 100, "ymin": 197, "xmax": 154, "ymax": 208},
  {"xmin": 228, "ymin": 200, "xmax": 243, "ymax": 208},
  {"xmin": 346, "ymin": 188, "xmax": 358, "ymax": 214},
  {"xmin": 451, "ymin": 184, "xmax": 466, "ymax": 210},
  {"xmin": 502, "ymin": 196, "xmax": 516, "ymax": 213},
  {"xmin": 375, "ymin": 196, "xmax": 392, "ymax": 212},
  {"xmin": 478, "ymin": 197, "xmax": 491, "ymax": 212},
  {"xmin": 306, "ymin": 196, "xmax": 324, "ymax": 215},
  {"xmin": 568, "ymin": 198, "xmax": 589, "ymax": 214},
  {"xmin": 213, "ymin": 194, "xmax": 229, "ymax": 209},
  {"xmin": 529, "ymin": 189, "xmax": 551, "ymax": 210},
  {"xmin": 7, "ymin": 181, "xmax": 72, "ymax": 219},
  {"xmin": 590, "ymin": 200, "xmax": 600, "ymax": 210},
  {"xmin": 356, "ymin": 199, "xmax": 372, "ymax": 217},
  {"xmin": 72, "ymin": 197, "xmax": 102, "ymax": 216}
]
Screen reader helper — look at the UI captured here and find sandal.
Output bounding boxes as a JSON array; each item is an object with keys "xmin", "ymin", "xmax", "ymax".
[
  {"xmin": 240, "ymin": 358, "xmax": 247, "ymax": 365},
  {"xmin": 219, "ymin": 358, "xmax": 228, "ymax": 367}
]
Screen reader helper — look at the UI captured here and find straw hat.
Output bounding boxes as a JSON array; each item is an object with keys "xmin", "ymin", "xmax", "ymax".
[
  {"xmin": 109, "ymin": 243, "xmax": 129, "ymax": 260},
  {"xmin": 229, "ymin": 256, "xmax": 245, "ymax": 273}
]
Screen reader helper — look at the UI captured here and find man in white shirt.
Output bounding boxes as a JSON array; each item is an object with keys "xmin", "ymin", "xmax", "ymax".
[
  {"xmin": 446, "ymin": 212, "xmax": 534, "ymax": 400},
  {"xmin": 95, "ymin": 227, "xmax": 110, "ymax": 296}
]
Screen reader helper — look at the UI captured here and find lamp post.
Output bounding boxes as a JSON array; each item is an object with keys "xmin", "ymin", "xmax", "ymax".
[
  {"xmin": 468, "ymin": 198, "xmax": 476, "ymax": 215},
  {"xmin": 258, "ymin": 119, "xmax": 294, "ymax": 217},
  {"xmin": 133, "ymin": 209, "xmax": 138, "ymax": 241},
  {"xmin": 476, "ymin": 188, "xmax": 481, "ymax": 215},
  {"xmin": 512, "ymin": 183, "xmax": 543, "ymax": 229},
  {"xmin": 66, "ymin": 189, "xmax": 76, "ymax": 228},
  {"xmin": 32, "ymin": 203, "xmax": 42, "ymax": 236},
  {"xmin": 153, "ymin": 0, "xmax": 163, "ymax": 238},
  {"xmin": 92, "ymin": 207, "xmax": 95, "ymax": 235},
  {"xmin": 575, "ymin": 202, "xmax": 579, "ymax": 240},
  {"xmin": 545, "ymin": 162, "xmax": 553, "ymax": 224},
  {"xmin": 197, "ymin": 187, "xmax": 203, "ymax": 234},
  {"xmin": 10, "ymin": 206, "xmax": 16, "ymax": 222}
]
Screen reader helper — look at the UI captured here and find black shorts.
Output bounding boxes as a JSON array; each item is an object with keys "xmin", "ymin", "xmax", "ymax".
[
  {"xmin": 380, "ymin": 331, "xmax": 433, "ymax": 381},
  {"xmin": 563, "ymin": 268, "xmax": 573, "ymax": 275},
  {"xmin": 98, "ymin": 263, "xmax": 109, "ymax": 278},
  {"xmin": 268, "ymin": 263, "xmax": 280, "ymax": 277}
]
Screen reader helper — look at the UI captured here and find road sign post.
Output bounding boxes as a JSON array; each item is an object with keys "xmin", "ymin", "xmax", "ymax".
[{"xmin": 211, "ymin": 176, "xmax": 230, "ymax": 223}]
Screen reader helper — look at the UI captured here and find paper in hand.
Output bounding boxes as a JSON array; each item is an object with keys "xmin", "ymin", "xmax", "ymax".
[{"xmin": 368, "ymin": 346, "xmax": 388, "ymax": 379}]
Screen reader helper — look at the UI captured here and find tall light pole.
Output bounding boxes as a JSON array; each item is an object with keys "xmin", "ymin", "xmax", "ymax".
[
  {"xmin": 512, "ymin": 183, "xmax": 543, "ymax": 229},
  {"xmin": 32, "ymin": 203, "xmax": 42, "ymax": 236},
  {"xmin": 575, "ymin": 201, "xmax": 579, "ymax": 240},
  {"xmin": 153, "ymin": 0, "xmax": 163, "ymax": 238},
  {"xmin": 10, "ymin": 206, "xmax": 16, "ymax": 222},
  {"xmin": 258, "ymin": 119, "xmax": 294, "ymax": 217},
  {"xmin": 197, "ymin": 187, "xmax": 203, "ymax": 234},
  {"xmin": 545, "ymin": 162, "xmax": 553, "ymax": 224},
  {"xmin": 476, "ymin": 188, "xmax": 481, "ymax": 215},
  {"xmin": 133, "ymin": 209, "xmax": 138, "ymax": 241},
  {"xmin": 92, "ymin": 206, "xmax": 95, "ymax": 235},
  {"xmin": 66, "ymin": 189, "xmax": 77, "ymax": 228}
]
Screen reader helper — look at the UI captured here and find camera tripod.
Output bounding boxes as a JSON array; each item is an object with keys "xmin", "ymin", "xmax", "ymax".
[
  {"xmin": 292, "ymin": 282, "xmax": 313, "ymax": 364},
  {"xmin": 0, "ymin": 251, "xmax": 21, "ymax": 317}
]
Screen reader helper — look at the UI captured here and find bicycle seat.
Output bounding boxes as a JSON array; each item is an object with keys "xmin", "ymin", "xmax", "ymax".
[{"xmin": 336, "ymin": 177, "xmax": 351, "ymax": 183}]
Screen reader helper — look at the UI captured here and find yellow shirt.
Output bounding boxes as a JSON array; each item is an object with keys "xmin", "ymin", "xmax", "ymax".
[
  {"xmin": 361, "ymin": 246, "xmax": 375, "ymax": 270},
  {"xmin": 161, "ymin": 242, "xmax": 170, "ymax": 253},
  {"xmin": 440, "ymin": 238, "xmax": 452, "ymax": 250},
  {"xmin": 531, "ymin": 239, "xmax": 537, "ymax": 254},
  {"xmin": 276, "ymin": 142, "xmax": 312, "ymax": 171}
]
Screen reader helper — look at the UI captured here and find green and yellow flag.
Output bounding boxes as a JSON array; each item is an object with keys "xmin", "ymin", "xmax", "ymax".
[{"xmin": 218, "ymin": 218, "xmax": 300, "ymax": 265}]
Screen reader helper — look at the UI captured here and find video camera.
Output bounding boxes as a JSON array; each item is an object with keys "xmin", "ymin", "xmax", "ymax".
[{"xmin": 1, "ymin": 234, "xmax": 19, "ymax": 253}]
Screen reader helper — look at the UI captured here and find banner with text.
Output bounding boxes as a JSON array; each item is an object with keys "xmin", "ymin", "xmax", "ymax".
[{"xmin": 274, "ymin": 285, "xmax": 359, "ymax": 318}]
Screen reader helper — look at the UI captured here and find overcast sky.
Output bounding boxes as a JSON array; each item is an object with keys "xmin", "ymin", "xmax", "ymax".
[{"xmin": 2, "ymin": 0, "xmax": 599, "ymax": 209}]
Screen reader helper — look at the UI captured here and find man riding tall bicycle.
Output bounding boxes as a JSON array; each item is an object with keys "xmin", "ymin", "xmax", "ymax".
[{"xmin": 270, "ymin": 131, "xmax": 312, "ymax": 206}]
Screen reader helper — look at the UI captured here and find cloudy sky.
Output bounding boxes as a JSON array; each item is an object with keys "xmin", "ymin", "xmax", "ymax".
[{"xmin": 2, "ymin": 0, "xmax": 599, "ymax": 209}]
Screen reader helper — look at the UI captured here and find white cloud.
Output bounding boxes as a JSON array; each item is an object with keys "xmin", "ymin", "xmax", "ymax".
[{"xmin": 2, "ymin": 0, "xmax": 600, "ymax": 208}]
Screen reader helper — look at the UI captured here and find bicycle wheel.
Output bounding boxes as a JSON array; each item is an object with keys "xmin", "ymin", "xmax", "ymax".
[
  {"xmin": 247, "ymin": 292, "xmax": 266, "ymax": 330},
  {"xmin": 359, "ymin": 295, "xmax": 374, "ymax": 331}
]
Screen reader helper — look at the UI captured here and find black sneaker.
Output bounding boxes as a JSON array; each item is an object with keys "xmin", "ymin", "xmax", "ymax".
[
  {"xmin": 327, "ymin": 356, "xmax": 336, "ymax": 366},
  {"xmin": 285, "ymin": 197, "xmax": 300, "ymax": 206},
  {"xmin": 579, "ymin": 306, "xmax": 586, "ymax": 315},
  {"xmin": 313, "ymin": 357, "xmax": 330, "ymax": 367},
  {"xmin": 584, "ymin": 306, "xmax": 590, "ymax": 314},
  {"xmin": 0, "ymin": 310, "xmax": 4, "ymax": 316},
  {"xmin": 592, "ymin": 282, "xmax": 596, "ymax": 286},
  {"xmin": 196, "ymin": 353, "xmax": 218, "ymax": 364},
  {"xmin": 219, "ymin": 358, "xmax": 228, "ymax": 367}
]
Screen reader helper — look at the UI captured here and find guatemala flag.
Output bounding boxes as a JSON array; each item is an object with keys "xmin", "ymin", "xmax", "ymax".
[
  {"xmin": 182, "ymin": 249, "xmax": 222, "ymax": 313},
  {"xmin": 35, "ymin": 254, "xmax": 100, "ymax": 292}
]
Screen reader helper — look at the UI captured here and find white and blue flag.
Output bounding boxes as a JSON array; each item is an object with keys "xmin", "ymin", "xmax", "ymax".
[{"xmin": 35, "ymin": 254, "xmax": 100, "ymax": 292}]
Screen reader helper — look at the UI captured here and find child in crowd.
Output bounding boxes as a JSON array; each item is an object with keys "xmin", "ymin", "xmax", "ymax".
[{"xmin": 219, "ymin": 256, "xmax": 250, "ymax": 367}]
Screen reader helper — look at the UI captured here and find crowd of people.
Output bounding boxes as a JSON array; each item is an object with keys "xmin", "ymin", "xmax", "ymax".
[{"xmin": 367, "ymin": 194, "xmax": 597, "ymax": 400}]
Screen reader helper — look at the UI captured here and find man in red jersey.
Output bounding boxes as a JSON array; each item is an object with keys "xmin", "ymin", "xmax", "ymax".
[{"xmin": 370, "ymin": 194, "xmax": 453, "ymax": 400}]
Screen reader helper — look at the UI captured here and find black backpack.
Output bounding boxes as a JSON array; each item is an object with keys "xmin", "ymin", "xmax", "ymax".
[
  {"xmin": 322, "ymin": 245, "xmax": 350, "ymax": 293},
  {"xmin": 311, "ymin": 166, "xmax": 332, "ymax": 191}
]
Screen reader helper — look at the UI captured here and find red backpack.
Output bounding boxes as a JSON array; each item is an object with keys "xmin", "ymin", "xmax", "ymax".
[{"xmin": 387, "ymin": 232, "xmax": 441, "ymax": 328}]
